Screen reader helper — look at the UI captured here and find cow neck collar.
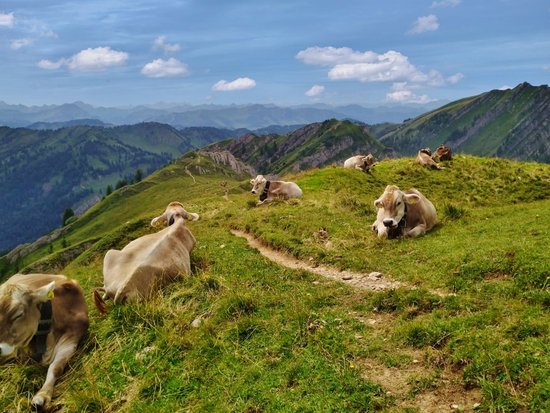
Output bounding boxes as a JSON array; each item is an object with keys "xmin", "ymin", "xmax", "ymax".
[
  {"xmin": 388, "ymin": 203, "xmax": 408, "ymax": 239},
  {"xmin": 30, "ymin": 300, "xmax": 53, "ymax": 361},
  {"xmin": 260, "ymin": 180, "xmax": 271, "ymax": 202},
  {"xmin": 397, "ymin": 203, "xmax": 408, "ymax": 231}
]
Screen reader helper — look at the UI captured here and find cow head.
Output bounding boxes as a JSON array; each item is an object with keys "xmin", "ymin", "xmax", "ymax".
[
  {"xmin": 0, "ymin": 281, "xmax": 55, "ymax": 357},
  {"xmin": 373, "ymin": 185, "xmax": 420, "ymax": 239},
  {"xmin": 151, "ymin": 202, "xmax": 199, "ymax": 227},
  {"xmin": 250, "ymin": 175, "xmax": 267, "ymax": 194}
]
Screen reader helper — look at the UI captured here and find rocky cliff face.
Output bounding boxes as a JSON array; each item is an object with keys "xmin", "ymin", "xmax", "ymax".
[{"xmin": 200, "ymin": 150, "xmax": 256, "ymax": 176}]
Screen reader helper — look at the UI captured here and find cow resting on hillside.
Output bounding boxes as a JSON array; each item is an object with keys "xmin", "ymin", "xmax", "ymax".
[
  {"xmin": 372, "ymin": 185, "xmax": 437, "ymax": 239},
  {"xmin": 343, "ymin": 154, "xmax": 376, "ymax": 173},
  {"xmin": 432, "ymin": 144, "xmax": 452, "ymax": 162},
  {"xmin": 250, "ymin": 175, "xmax": 303, "ymax": 205},
  {"xmin": 416, "ymin": 148, "xmax": 444, "ymax": 170},
  {"xmin": 94, "ymin": 202, "xmax": 198, "ymax": 312},
  {"xmin": 0, "ymin": 273, "xmax": 89, "ymax": 408}
]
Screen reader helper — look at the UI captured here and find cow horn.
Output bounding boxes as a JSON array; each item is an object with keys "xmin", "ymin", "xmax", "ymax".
[{"xmin": 93, "ymin": 289, "xmax": 107, "ymax": 315}]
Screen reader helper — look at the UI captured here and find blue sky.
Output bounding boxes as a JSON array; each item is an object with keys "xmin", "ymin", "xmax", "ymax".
[{"xmin": 1, "ymin": 0, "xmax": 548, "ymax": 107}]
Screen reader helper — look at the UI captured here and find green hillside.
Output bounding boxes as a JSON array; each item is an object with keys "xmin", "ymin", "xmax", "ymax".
[
  {"xmin": 380, "ymin": 83, "xmax": 550, "ymax": 162},
  {"xmin": 0, "ymin": 123, "xmax": 239, "ymax": 252},
  {"xmin": 206, "ymin": 119, "xmax": 390, "ymax": 175},
  {"xmin": 1, "ymin": 152, "xmax": 549, "ymax": 412}
]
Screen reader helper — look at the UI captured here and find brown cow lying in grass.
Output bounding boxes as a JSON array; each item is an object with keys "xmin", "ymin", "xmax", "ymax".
[
  {"xmin": 372, "ymin": 185, "xmax": 437, "ymax": 239},
  {"xmin": 432, "ymin": 144, "xmax": 452, "ymax": 162},
  {"xmin": 94, "ymin": 202, "xmax": 198, "ymax": 312},
  {"xmin": 250, "ymin": 175, "xmax": 303, "ymax": 205},
  {"xmin": 416, "ymin": 148, "xmax": 444, "ymax": 170},
  {"xmin": 0, "ymin": 273, "xmax": 89, "ymax": 409}
]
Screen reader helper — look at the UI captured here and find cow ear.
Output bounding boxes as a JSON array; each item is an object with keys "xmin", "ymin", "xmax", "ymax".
[
  {"xmin": 250, "ymin": 179, "xmax": 255, "ymax": 185},
  {"xmin": 33, "ymin": 281, "xmax": 56, "ymax": 303},
  {"xmin": 404, "ymin": 193, "xmax": 421, "ymax": 205},
  {"xmin": 374, "ymin": 199, "xmax": 383, "ymax": 208}
]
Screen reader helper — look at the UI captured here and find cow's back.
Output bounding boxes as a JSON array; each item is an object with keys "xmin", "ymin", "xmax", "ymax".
[
  {"xmin": 344, "ymin": 155, "xmax": 363, "ymax": 168},
  {"xmin": 103, "ymin": 220, "xmax": 196, "ymax": 302},
  {"xmin": 405, "ymin": 189, "xmax": 437, "ymax": 230}
]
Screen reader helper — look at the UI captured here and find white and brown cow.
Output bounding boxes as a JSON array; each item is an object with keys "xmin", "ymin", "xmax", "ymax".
[
  {"xmin": 250, "ymin": 175, "xmax": 303, "ymax": 205},
  {"xmin": 94, "ymin": 203, "xmax": 198, "ymax": 312},
  {"xmin": 432, "ymin": 144, "xmax": 452, "ymax": 162},
  {"xmin": 0, "ymin": 273, "xmax": 89, "ymax": 408},
  {"xmin": 372, "ymin": 185, "xmax": 437, "ymax": 239},
  {"xmin": 344, "ymin": 154, "xmax": 376, "ymax": 173},
  {"xmin": 416, "ymin": 148, "xmax": 444, "ymax": 170}
]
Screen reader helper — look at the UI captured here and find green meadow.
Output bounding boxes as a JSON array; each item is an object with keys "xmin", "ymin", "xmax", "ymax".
[{"xmin": 1, "ymin": 153, "xmax": 549, "ymax": 412}]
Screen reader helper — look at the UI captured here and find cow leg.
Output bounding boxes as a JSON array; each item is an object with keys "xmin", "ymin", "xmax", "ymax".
[
  {"xmin": 32, "ymin": 336, "xmax": 78, "ymax": 408},
  {"xmin": 405, "ymin": 224, "xmax": 427, "ymax": 237}
]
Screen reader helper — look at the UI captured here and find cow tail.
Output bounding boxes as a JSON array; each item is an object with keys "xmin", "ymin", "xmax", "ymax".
[{"xmin": 93, "ymin": 289, "xmax": 107, "ymax": 315}]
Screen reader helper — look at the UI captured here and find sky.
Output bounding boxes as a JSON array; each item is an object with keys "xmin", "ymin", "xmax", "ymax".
[{"xmin": 0, "ymin": 0, "xmax": 549, "ymax": 107}]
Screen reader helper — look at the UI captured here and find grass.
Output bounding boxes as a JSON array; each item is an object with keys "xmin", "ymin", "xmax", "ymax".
[{"xmin": 1, "ymin": 153, "xmax": 549, "ymax": 412}]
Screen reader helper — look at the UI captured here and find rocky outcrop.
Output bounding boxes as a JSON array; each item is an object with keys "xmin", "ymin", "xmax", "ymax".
[{"xmin": 200, "ymin": 150, "xmax": 256, "ymax": 176}]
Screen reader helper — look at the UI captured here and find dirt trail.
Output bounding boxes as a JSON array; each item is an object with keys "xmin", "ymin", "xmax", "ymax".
[{"xmin": 232, "ymin": 229, "xmax": 404, "ymax": 291}]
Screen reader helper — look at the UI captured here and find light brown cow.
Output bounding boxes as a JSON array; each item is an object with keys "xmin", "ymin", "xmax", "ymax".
[
  {"xmin": 432, "ymin": 144, "xmax": 452, "ymax": 162},
  {"xmin": 0, "ymin": 273, "xmax": 88, "ymax": 408},
  {"xmin": 94, "ymin": 204, "xmax": 198, "ymax": 312},
  {"xmin": 150, "ymin": 201, "xmax": 199, "ymax": 227},
  {"xmin": 343, "ymin": 154, "xmax": 376, "ymax": 173},
  {"xmin": 250, "ymin": 175, "xmax": 303, "ymax": 205},
  {"xmin": 372, "ymin": 185, "xmax": 437, "ymax": 239},
  {"xmin": 416, "ymin": 148, "xmax": 444, "ymax": 170}
]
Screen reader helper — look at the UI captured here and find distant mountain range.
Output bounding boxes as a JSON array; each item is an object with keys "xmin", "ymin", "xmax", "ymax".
[
  {"xmin": 380, "ymin": 82, "xmax": 550, "ymax": 163},
  {"xmin": 0, "ymin": 101, "xmax": 433, "ymax": 129}
]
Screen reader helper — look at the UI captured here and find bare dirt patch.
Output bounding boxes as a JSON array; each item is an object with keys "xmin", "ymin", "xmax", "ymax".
[{"xmin": 360, "ymin": 355, "xmax": 482, "ymax": 413}]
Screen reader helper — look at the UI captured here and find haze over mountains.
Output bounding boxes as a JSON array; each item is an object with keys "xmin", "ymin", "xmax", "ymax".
[
  {"xmin": 0, "ymin": 101, "xmax": 435, "ymax": 130},
  {"xmin": 1, "ymin": 82, "xmax": 549, "ymax": 252}
]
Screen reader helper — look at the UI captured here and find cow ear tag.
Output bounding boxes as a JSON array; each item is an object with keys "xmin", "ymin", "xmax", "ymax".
[{"xmin": 47, "ymin": 290, "xmax": 55, "ymax": 299}]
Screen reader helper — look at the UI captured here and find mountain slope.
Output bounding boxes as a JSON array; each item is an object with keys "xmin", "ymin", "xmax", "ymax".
[
  {"xmin": 0, "ymin": 123, "xmax": 239, "ymax": 251},
  {"xmin": 380, "ymin": 82, "xmax": 550, "ymax": 162},
  {"xmin": 206, "ymin": 119, "xmax": 391, "ymax": 175},
  {"xmin": 1, "ymin": 153, "xmax": 549, "ymax": 412}
]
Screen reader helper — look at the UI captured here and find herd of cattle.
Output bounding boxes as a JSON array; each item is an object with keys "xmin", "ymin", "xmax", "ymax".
[{"xmin": 0, "ymin": 145, "xmax": 451, "ymax": 409}]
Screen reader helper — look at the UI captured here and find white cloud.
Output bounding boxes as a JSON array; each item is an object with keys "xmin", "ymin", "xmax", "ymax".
[
  {"xmin": 153, "ymin": 36, "xmax": 181, "ymax": 53},
  {"xmin": 386, "ymin": 82, "xmax": 437, "ymax": 104},
  {"xmin": 305, "ymin": 85, "xmax": 325, "ymax": 97},
  {"xmin": 10, "ymin": 38, "xmax": 33, "ymax": 50},
  {"xmin": 296, "ymin": 46, "xmax": 378, "ymax": 66},
  {"xmin": 498, "ymin": 85, "xmax": 513, "ymax": 90},
  {"xmin": 0, "ymin": 12, "xmax": 14, "ymax": 27},
  {"xmin": 37, "ymin": 59, "xmax": 64, "ymax": 70},
  {"xmin": 409, "ymin": 15, "xmax": 439, "ymax": 34},
  {"xmin": 446, "ymin": 72, "xmax": 464, "ymax": 84},
  {"xmin": 431, "ymin": 0, "xmax": 461, "ymax": 8},
  {"xmin": 141, "ymin": 58, "xmax": 189, "ymax": 78},
  {"xmin": 297, "ymin": 47, "xmax": 450, "ymax": 85},
  {"xmin": 212, "ymin": 77, "xmax": 256, "ymax": 92},
  {"xmin": 37, "ymin": 47, "xmax": 128, "ymax": 71}
]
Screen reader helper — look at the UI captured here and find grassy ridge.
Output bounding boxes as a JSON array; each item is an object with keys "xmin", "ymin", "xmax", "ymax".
[{"xmin": 1, "ymin": 154, "xmax": 549, "ymax": 412}]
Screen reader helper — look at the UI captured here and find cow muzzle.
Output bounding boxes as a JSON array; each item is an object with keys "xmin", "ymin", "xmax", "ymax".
[
  {"xmin": 383, "ymin": 219, "xmax": 396, "ymax": 228},
  {"xmin": 251, "ymin": 190, "xmax": 257, "ymax": 194},
  {"xmin": 0, "ymin": 343, "xmax": 16, "ymax": 357}
]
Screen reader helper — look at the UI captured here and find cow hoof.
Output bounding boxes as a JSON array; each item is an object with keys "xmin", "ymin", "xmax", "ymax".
[{"xmin": 32, "ymin": 394, "xmax": 47, "ymax": 407}]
